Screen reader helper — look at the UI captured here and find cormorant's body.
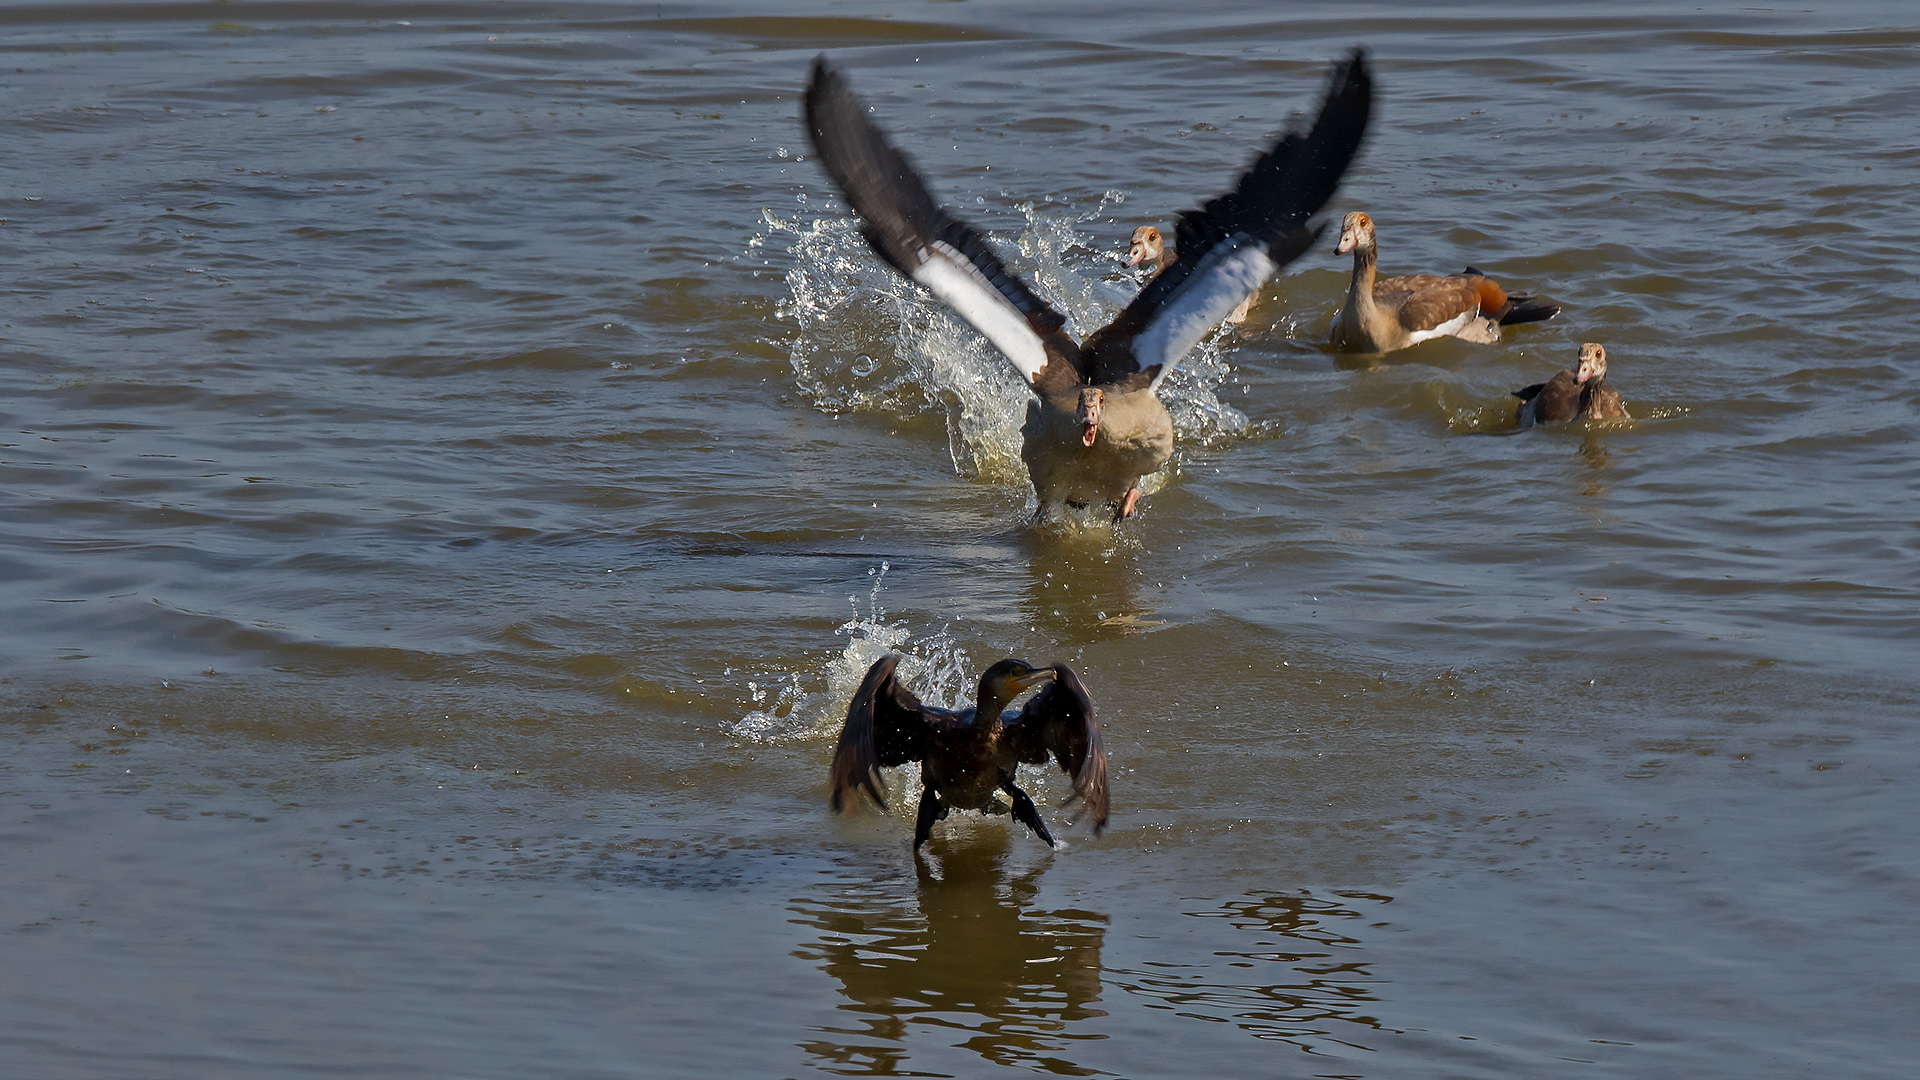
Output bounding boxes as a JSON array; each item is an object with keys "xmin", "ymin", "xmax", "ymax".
[{"xmin": 830, "ymin": 656, "xmax": 1107, "ymax": 849}]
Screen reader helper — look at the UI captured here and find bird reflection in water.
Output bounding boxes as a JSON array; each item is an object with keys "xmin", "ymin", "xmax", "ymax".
[
  {"xmin": 1578, "ymin": 430, "xmax": 1616, "ymax": 483},
  {"xmin": 790, "ymin": 833, "xmax": 1108, "ymax": 1076},
  {"xmin": 1020, "ymin": 526, "xmax": 1162, "ymax": 645},
  {"xmin": 1111, "ymin": 890, "xmax": 1395, "ymax": 1055}
]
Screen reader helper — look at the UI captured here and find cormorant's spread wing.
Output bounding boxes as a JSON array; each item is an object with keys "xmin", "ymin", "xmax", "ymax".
[
  {"xmin": 830, "ymin": 655, "xmax": 933, "ymax": 812},
  {"xmin": 804, "ymin": 57, "xmax": 1079, "ymax": 388},
  {"xmin": 1092, "ymin": 50, "xmax": 1373, "ymax": 390},
  {"xmin": 1005, "ymin": 665, "xmax": 1108, "ymax": 833}
]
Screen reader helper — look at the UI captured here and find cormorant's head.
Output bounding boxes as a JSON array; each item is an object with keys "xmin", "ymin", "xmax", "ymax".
[
  {"xmin": 1576, "ymin": 342, "xmax": 1608, "ymax": 384},
  {"xmin": 978, "ymin": 659, "xmax": 1057, "ymax": 701}
]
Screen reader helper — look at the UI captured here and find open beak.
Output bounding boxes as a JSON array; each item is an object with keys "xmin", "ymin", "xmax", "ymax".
[{"xmin": 1077, "ymin": 397, "xmax": 1102, "ymax": 447}]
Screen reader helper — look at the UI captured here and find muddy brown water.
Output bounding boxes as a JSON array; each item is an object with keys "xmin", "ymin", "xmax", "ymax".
[{"xmin": 4, "ymin": 3, "xmax": 1918, "ymax": 1077}]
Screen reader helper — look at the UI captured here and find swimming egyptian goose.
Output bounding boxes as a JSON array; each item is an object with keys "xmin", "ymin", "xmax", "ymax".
[
  {"xmin": 804, "ymin": 51, "xmax": 1371, "ymax": 520},
  {"xmin": 1127, "ymin": 226, "xmax": 1251, "ymax": 325},
  {"xmin": 831, "ymin": 655, "xmax": 1106, "ymax": 850},
  {"xmin": 1513, "ymin": 342, "xmax": 1630, "ymax": 427},
  {"xmin": 1328, "ymin": 212, "xmax": 1559, "ymax": 354}
]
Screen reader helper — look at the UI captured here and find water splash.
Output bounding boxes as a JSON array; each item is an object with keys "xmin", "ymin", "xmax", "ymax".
[
  {"xmin": 730, "ymin": 564, "xmax": 974, "ymax": 744},
  {"xmin": 754, "ymin": 195, "xmax": 1252, "ymax": 488}
]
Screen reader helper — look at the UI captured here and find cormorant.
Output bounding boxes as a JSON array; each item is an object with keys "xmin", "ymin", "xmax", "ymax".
[{"xmin": 829, "ymin": 655, "xmax": 1108, "ymax": 850}]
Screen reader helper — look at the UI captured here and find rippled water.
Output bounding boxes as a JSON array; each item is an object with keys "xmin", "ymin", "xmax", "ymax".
[{"xmin": 4, "ymin": 3, "xmax": 1918, "ymax": 1078}]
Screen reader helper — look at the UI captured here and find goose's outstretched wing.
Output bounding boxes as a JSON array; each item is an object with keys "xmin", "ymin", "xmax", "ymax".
[
  {"xmin": 830, "ymin": 655, "xmax": 936, "ymax": 812},
  {"xmin": 1004, "ymin": 665, "xmax": 1108, "ymax": 833},
  {"xmin": 803, "ymin": 57, "xmax": 1081, "ymax": 389},
  {"xmin": 1086, "ymin": 49, "xmax": 1373, "ymax": 388}
]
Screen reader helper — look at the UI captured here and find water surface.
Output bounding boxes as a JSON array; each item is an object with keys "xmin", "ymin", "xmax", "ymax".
[{"xmin": 4, "ymin": 2, "xmax": 1918, "ymax": 1077}]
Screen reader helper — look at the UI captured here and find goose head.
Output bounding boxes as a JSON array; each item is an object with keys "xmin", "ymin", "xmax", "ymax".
[
  {"xmin": 1576, "ymin": 342, "xmax": 1608, "ymax": 384},
  {"xmin": 1075, "ymin": 387, "xmax": 1104, "ymax": 447},
  {"xmin": 1125, "ymin": 226, "xmax": 1165, "ymax": 268},
  {"xmin": 1334, "ymin": 211, "xmax": 1375, "ymax": 255}
]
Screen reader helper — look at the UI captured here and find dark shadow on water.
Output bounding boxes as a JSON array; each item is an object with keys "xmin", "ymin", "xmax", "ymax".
[{"xmin": 789, "ymin": 832, "xmax": 1110, "ymax": 1076}]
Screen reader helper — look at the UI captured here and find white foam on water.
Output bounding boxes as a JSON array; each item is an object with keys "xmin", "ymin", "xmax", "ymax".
[
  {"xmin": 729, "ymin": 563, "xmax": 975, "ymax": 745},
  {"xmin": 753, "ymin": 195, "xmax": 1253, "ymax": 491}
]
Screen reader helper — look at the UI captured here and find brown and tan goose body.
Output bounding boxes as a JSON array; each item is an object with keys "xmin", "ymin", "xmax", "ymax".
[
  {"xmin": 1128, "ymin": 226, "xmax": 1252, "ymax": 325},
  {"xmin": 1328, "ymin": 212, "xmax": 1559, "ymax": 354},
  {"xmin": 804, "ymin": 52, "xmax": 1372, "ymax": 520},
  {"xmin": 1513, "ymin": 342, "xmax": 1630, "ymax": 427},
  {"xmin": 830, "ymin": 655, "xmax": 1107, "ymax": 850}
]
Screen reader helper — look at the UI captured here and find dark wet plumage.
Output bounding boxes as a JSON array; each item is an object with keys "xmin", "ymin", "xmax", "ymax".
[{"xmin": 830, "ymin": 656, "xmax": 1108, "ymax": 849}]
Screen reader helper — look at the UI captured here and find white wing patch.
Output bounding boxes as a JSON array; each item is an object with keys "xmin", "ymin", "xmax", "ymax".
[
  {"xmin": 1405, "ymin": 308, "xmax": 1497, "ymax": 346},
  {"xmin": 1135, "ymin": 237, "xmax": 1276, "ymax": 392},
  {"xmin": 910, "ymin": 241, "xmax": 1050, "ymax": 384}
]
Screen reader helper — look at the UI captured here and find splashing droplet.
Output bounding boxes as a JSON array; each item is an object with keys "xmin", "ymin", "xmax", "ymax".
[{"xmin": 753, "ymin": 193, "xmax": 1250, "ymax": 490}]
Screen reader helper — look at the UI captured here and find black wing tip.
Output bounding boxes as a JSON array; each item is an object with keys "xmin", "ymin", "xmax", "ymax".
[
  {"xmin": 828, "ymin": 654, "xmax": 904, "ymax": 813},
  {"xmin": 1340, "ymin": 45, "xmax": 1371, "ymax": 80},
  {"xmin": 1501, "ymin": 296, "xmax": 1562, "ymax": 325},
  {"xmin": 803, "ymin": 55, "xmax": 854, "ymax": 134},
  {"xmin": 847, "ymin": 654, "xmax": 901, "ymax": 699},
  {"xmin": 807, "ymin": 53, "xmax": 839, "ymax": 92},
  {"xmin": 1322, "ymin": 45, "xmax": 1374, "ymax": 122},
  {"xmin": 801, "ymin": 58, "xmax": 833, "ymax": 144},
  {"xmin": 1168, "ymin": 46, "xmax": 1374, "ymax": 266},
  {"xmin": 829, "ymin": 774, "xmax": 889, "ymax": 813}
]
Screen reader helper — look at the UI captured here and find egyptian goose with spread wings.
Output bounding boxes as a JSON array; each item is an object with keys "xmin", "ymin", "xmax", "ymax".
[
  {"xmin": 830, "ymin": 655, "xmax": 1106, "ymax": 850},
  {"xmin": 804, "ymin": 51, "xmax": 1372, "ymax": 520},
  {"xmin": 1513, "ymin": 342, "xmax": 1630, "ymax": 427},
  {"xmin": 1127, "ymin": 226, "xmax": 1252, "ymax": 325},
  {"xmin": 1328, "ymin": 212, "xmax": 1559, "ymax": 354}
]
